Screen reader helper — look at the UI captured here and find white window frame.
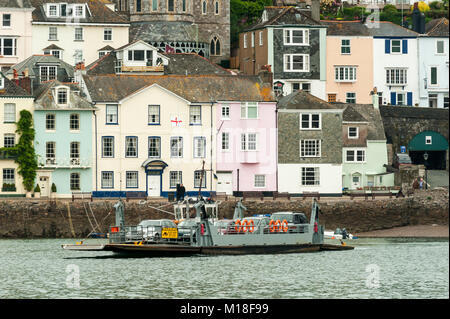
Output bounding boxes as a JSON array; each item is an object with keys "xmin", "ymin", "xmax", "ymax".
[
  {"xmin": 243, "ymin": 34, "xmax": 247, "ymax": 49},
  {"xmin": 40, "ymin": 66, "xmax": 57, "ymax": 82},
  {"xmin": 125, "ymin": 136, "xmax": 138, "ymax": 158},
  {"xmin": 0, "ymin": 37, "xmax": 17, "ymax": 56},
  {"xmin": 148, "ymin": 105, "xmax": 160, "ymax": 124},
  {"xmin": 106, "ymin": 104, "xmax": 118, "ymax": 124},
  {"xmin": 193, "ymin": 137, "xmax": 206, "ymax": 158},
  {"xmin": 70, "ymin": 113, "xmax": 80, "ymax": 131},
  {"xmin": 189, "ymin": 105, "xmax": 202, "ymax": 125},
  {"xmin": 74, "ymin": 27, "xmax": 83, "ymax": 41},
  {"xmin": 170, "ymin": 171, "xmax": 182, "ymax": 188},
  {"xmin": 102, "ymin": 137, "xmax": 114, "ymax": 158},
  {"xmin": 283, "ymin": 29, "xmax": 309, "ymax": 46},
  {"xmin": 301, "ymin": 167, "xmax": 320, "ymax": 186},
  {"xmin": 259, "ymin": 31, "xmax": 263, "ymax": 46},
  {"xmin": 70, "ymin": 173, "xmax": 80, "ymax": 191},
  {"xmin": 429, "ymin": 66, "xmax": 438, "ymax": 86},
  {"xmin": 49, "ymin": 26, "xmax": 58, "ymax": 40},
  {"xmin": 221, "ymin": 132, "xmax": 230, "ymax": 151},
  {"xmin": 2, "ymin": 168, "xmax": 15, "ymax": 185},
  {"xmin": 254, "ymin": 175, "xmax": 266, "ymax": 188},
  {"xmin": 48, "ymin": 4, "xmax": 58, "ymax": 17},
  {"xmin": 148, "ymin": 137, "xmax": 161, "ymax": 158},
  {"xmin": 386, "ymin": 68, "xmax": 408, "ymax": 85},
  {"xmin": 46, "ymin": 113, "xmax": 56, "ymax": 130},
  {"xmin": 436, "ymin": 40, "xmax": 445, "ymax": 54},
  {"xmin": 104, "ymin": 28, "xmax": 112, "ymax": 41},
  {"xmin": 425, "ymin": 136, "xmax": 432, "ymax": 145},
  {"xmin": 391, "ymin": 39, "xmax": 402, "ymax": 54},
  {"xmin": 251, "ymin": 32, "xmax": 255, "ymax": 48},
  {"xmin": 334, "ymin": 66, "xmax": 357, "ymax": 82},
  {"xmin": 170, "ymin": 137, "xmax": 183, "ymax": 158},
  {"xmin": 241, "ymin": 133, "xmax": 258, "ymax": 151},
  {"xmin": 3, "ymin": 103, "xmax": 16, "ymax": 123},
  {"xmin": 345, "ymin": 149, "xmax": 366, "ymax": 163},
  {"xmin": 70, "ymin": 142, "xmax": 80, "ymax": 160},
  {"xmin": 56, "ymin": 88, "xmax": 68, "ymax": 105},
  {"xmin": 341, "ymin": 39, "xmax": 351, "ymax": 54},
  {"xmin": 3, "ymin": 134, "xmax": 15, "ymax": 148},
  {"xmin": 194, "ymin": 170, "xmax": 207, "ymax": 188},
  {"xmin": 300, "ymin": 139, "xmax": 321, "ymax": 158},
  {"xmin": 348, "ymin": 127, "xmax": 359, "ymax": 139},
  {"xmin": 284, "ymin": 54, "xmax": 309, "ymax": 72},
  {"xmin": 2, "ymin": 14, "xmax": 11, "ymax": 27},
  {"xmin": 300, "ymin": 113, "xmax": 321, "ymax": 130},
  {"xmin": 126, "ymin": 171, "xmax": 138, "ymax": 188},
  {"xmin": 240, "ymin": 102, "xmax": 258, "ymax": 119},
  {"xmin": 101, "ymin": 171, "xmax": 114, "ymax": 189},
  {"xmin": 346, "ymin": 92, "xmax": 356, "ymax": 104},
  {"xmin": 221, "ymin": 104, "xmax": 230, "ymax": 119}
]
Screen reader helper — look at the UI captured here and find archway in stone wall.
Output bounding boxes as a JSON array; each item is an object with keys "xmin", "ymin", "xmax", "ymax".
[{"xmin": 408, "ymin": 131, "xmax": 449, "ymax": 170}]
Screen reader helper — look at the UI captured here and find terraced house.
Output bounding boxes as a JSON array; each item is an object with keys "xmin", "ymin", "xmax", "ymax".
[{"xmin": 0, "ymin": 72, "xmax": 34, "ymax": 197}]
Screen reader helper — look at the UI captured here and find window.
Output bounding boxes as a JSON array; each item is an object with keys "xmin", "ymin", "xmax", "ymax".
[
  {"xmin": 2, "ymin": 14, "xmax": 11, "ymax": 27},
  {"xmin": 74, "ymin": 49, "xmax": 83, "ymax": 64},
  {"xmin": 346, "ymin": 92, "xmax": 356, "ymax": 104},
  {"xmin": 194, "ymin": 137, "xmax": 206, "ymax": 158},
  {"xmin": 259, "ymin": 31, "xmax": 263, "ymax": 46},
  {"xmin": 46, "ymin": 114, "xmax": 55, "ymax": 130},
  {"xmin": 40, "ymin": 66, "xmax": 57, "ymax": 82},
  {"xmin": 194, "ymin": 171, "xmax": 206, "ymax": 188},
  {"xmin": 152, "ymin": 0, "xmax": 158, "ymax": 11},
  {"xmin": 182, "ymin": 0, "xmax": 187, "ymax": 12},
  {"xmin": 74, "ymin": 27, "xmax": 83, "ymax": 41},
  {"xmin": 128, "ymin": 50, "xmax": 145, "ymax": 61},
  {"xmin": 106, "ymin": 104, "xmax": 118, "ymax": 124},
  {"xmin": 125, "ymin": 136, "xmax": 138, "ymax": 157},
  {"xmin": 61, "ymin": 4, "xmax": 67, "ymax": 16},
  {"xmin": 70, "ymin": 173, "xmax": 80, "ymax": 191},
  {"xmin": 348, "ymin": 127, "xmax": 358, "ymax": 139},
  {"xmin": 57, "ymin": 88, "xmax": 67, "ymax": 104},
  {"xmin": 284, "ymin": 54, "xmax": 309, "ymax": 72},
  {"xmin": 221, "ymin": 104, "xmax": 230, "ymax": 119},
  {"xmin": 48, "ymin": 5, "xmax": 58, "ymax": 16},
  {"xmin": 102, "ymin": 137, "xmax": 114, "ymax": 158},
  {"xmin": 168, "ymin": 0, "xmax": 174, "ymax": 12},
  {"xmin": 170, "ymin": 137, "xmax": 183, "ymax": 158},
  {"xmin": 346, "ymin": 149, "xmax": 366, "ymax": 162},
  {"xmin": 444, "ymin": 95, "xmax": 449, "ymax": 108},
  {"xmin": 300, "ymin": 114, "xmax": 321, "ymax": 130},
  {"xmin": 328, "ymin": 94, "xmax": 337, "ymax": 103},
  {"xmin": 190, "ymin": 105, "xmax": 201, "ymax": 125},
  {"xmin": 74, "ymin": 5, "xmax": 84, "ymax": 17},
  {"xmin": 0, "ymin": 38, "xmax": 16, "ymax": 56},
  {"xmin": 210, "ymin": 36, "xmax": 221, "ymax": 56},
  {"xmin": 2, "ymin": 168, "xmax": 15, "ymax": 185},
  {"xmin": 221, "ymin": 132, "xmax": 229, "ymax": 151},
  {"xmin": 241, "ymin": 133, "xmax": 257, "ymax": 151},
  {"xmin": 148, "ymin": 105, "xmax": 160, "ymax": 124},
  {"xmin": 284, "ymin": 29, "xmax": 309, "ymax": 45},
  {"xmin": 104, "ymin": 28, "xmax": 112, "ymax": 41},
  {"xmin": 300, "ymin": 140, "xmax": 321, "ymax": 157},
  {"xmin": 148, "ymin": 137, "xmax": 161, "ymax": 158},
  {"xmin": 3, "ymin": 134, "xmax": 14, "ymax": 148},
  {"xmin": 251, "ymin": 32, "xmax": 255, "ymax": 48},
  {"xmin": 436, "ymin": 40, "xmax": 444, "ymax": 54},
  {"xmin": 136, "ymin": 0, "xmax": 142, "ymax": 12},
  {"xmin": 292, "ymin": 82, "xmax": 311, "ymax": 93},
  {"xmin": 301, "ymin": 167, "xmax": 319, "ymax": 186},
  {"xmin": 215, "ymin": 1, "xmax": 219, "ymax": 15},
  {"xmin": 70, "ymin": 114, "xmax": 79, "ymax": 130},
  {"xmin": 254, "ymin": 175, "xmax": 266, "ymax": 188},
  {"xmin": 335, "ymin": 66, "xmax": 357, "ymax": 82},
  {"xmin": 386, "ymin": 68, "xmax": 407, "ymax": 85},
  {"xmin": 428, "ymin": 94, "xmax": 438, "ymax": 108},
  {"xmin": 425, "ymin": 136, "xmax": 432, "ymax": 145},
  {"xmin": 126, "ymin": 171, "xmax": 138, "ymax": 188},
  {"xmin": 391, "ymin": 40, "xmax": 401, "ymax": 53},
  {"xmin": 341, "ymin": 39, "xmax": 350, "ymax": 54},
  {"xmin": 397, "ymin": 93, "xmax": 405, "ymax": 106},
  {"xmin": 202, "ymin": 0, "xmax": 207, "ymax": 14},
  {"xmin": 3, "ymin": 103, "xmax": 15, "ymax": 123},
  {"xmin": 101, "ymin": 171, "xmax": 114, "ymax": 189},
  {"xmin": 0, "ymin": 77, "xmax": 3, "ymax": 89},
  {"xmin": 47, "ymin": 50, "xmax": 61, "ymax": 59},
  {"xmin": 430, "ymin": 67, "xmax": 438, "ymax": 86},
  {"xmin": 170, "ymin": 171, "xmax": 182, "ymax": 188},
  {"xmin": 243, "ymin": 34, "xmax": 247, "ymax": 49},
  {"xmin": 70, "ymin": 142, "xmax": 80, "ymax": 160},
  {"xmin": 240, "ymin": 102, "xmax": 258, "ymax": 119},
  {"xmin": 49, "ymin": 27, "xmax": 57, "ymax": 40},
  {"xmin": 46, "ymin": 142, "xmax": 55, "ymax": 162}
]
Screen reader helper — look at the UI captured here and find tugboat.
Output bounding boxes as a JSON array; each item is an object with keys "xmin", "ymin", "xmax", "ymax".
[{"xmin": 62, "ymin": 197, "xmax": 354, "ymax": 256}]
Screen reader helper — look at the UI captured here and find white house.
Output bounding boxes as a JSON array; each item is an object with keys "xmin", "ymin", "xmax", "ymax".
[{"xmin": 30, "ymin": 0, "xmax": 129, "ymax": 66}]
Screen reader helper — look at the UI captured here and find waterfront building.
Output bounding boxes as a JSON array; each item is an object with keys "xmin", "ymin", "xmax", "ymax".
[
  {"xmin": 238, "ymin": 1, "xmax": 327, "ymax": 100},
  {"xmin": 0, "ymin": 72, "xmax": 34, "ymax": 197},
  {"xmin": 417, "ymin": 18, "xmax": 449, "ymax": 108},
  {"xmin": 323, "ymin": 21, "xmax": 374, "ymax": 104},
  {"xmin": 277, "ymin": 90, "xmax": 344, "ymax": 196},
  {"xmin": 29, "ymin": 0, "xmax": 130, "ymax": 66},
  {"xmin": 0, "ymin": 0, "xmax": 34, "ymax": 71},
  {"xmin": 32, "ymin": 80, "xmax": 96, "ymax": 197}
]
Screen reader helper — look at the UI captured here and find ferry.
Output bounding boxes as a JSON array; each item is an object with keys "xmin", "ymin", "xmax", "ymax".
[{"xmin": 62, "ymin": 198, "xmax": 354, "ymax": 256}]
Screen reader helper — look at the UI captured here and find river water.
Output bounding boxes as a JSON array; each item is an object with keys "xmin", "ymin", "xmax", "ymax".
[{"xmin": 0, "ymin": 238, "xmax": 448, "ymax": 299}]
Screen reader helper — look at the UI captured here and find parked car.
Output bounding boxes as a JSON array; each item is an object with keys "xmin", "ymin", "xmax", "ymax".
[
  {"xmin": 177, "ymin": 219, "xmax": 198, "ymax": 240},
  {"xmin": 138, "ymin": 219, "xmax": 177, "ymax": 241},
  {"xmin": 393, "ymin": 153, "xmax": 412, "ymax": 169},
  {"xmin": 271, "ymin": 212, "xmax": 308, "ymax": 224}
]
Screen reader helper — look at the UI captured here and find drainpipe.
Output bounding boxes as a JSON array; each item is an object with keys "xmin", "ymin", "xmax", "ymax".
[
  {"xmin": 93, "ymin": 108, "xmax": 98, "ymax": 192},
  {"xmin": 210, "ymin": 101, "xmax": 214, "ymax": 197}
]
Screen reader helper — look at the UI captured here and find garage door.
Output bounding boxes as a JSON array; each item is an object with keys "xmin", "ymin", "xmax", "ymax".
[{"xmin": 217, "ymin": 172, "xmax": 233, "ymax": 195}]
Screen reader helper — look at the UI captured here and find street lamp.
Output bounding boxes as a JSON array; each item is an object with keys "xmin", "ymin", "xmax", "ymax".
[{"xmin": 423, "ymin": 152, "xmax": 429, "ymax": 190}]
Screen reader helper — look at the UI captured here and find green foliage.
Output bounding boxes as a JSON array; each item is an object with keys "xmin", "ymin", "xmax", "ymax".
[
  {"xmin": 1, "ymin": 183, "xmax": 16, "ymax": 192},
  {"xmin": 15, "ymin": 110, "xmax": 38, "ymax": 192},
  {"xmin": 34, "ymin": 184, "xmax": 40, "ymax": 193},
  {"xmin": 51, "ymin": 183, "xmax": 57, "ymax": 193},
  {"xmin": 383, "ymin": 4, "xmax": 398, "ymax": 14}
]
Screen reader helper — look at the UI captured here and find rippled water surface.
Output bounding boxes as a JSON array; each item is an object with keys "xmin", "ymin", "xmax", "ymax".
[{"xmin": 0, "ymin": 238, "xmax": 448, "ymax": 299}]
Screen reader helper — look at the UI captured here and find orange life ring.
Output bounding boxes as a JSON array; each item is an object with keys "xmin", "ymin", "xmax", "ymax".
[
  {"xmin": 234, "ymin": 219, "xmax": 242, "ymax": 233},
  {"xmin": 269, "ymin": 219, "xmax": 276, "ymax": 233},
  {"xmin": 247, "ymin": 220, "xmax": 255, "ymax": 233},
  {"xmin": 270, "ymin": 220, "xmax": 281, "ymax": 232},
  {"xmin": 281, "ymin": 219, "xmax": 288, "ymax": 232},
  {"xmin": 242, "ymin": 219, "xmax": 249, "ymax": 232}
]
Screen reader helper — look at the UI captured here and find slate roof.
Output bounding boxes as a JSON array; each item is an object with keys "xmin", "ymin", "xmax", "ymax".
[
  {"xmin": 277, "ymin": 90, "xmax": 344, "ymax": 110},
  {"xmin": 43, "ymin": 44, "xmax": 64, "ymax": 50},
  {"xmin": 425, "ymin": 18, "xmax": 449, "ymax": 37},
  {"xmin": 85, "ymin": 51, "xmax": 232, "ymax": 76},
  {"xmin": 370, "ymin": 21, "xmax": 419, "ymax": 37},
  {"xmin": 33, "ymin": 80, "xmax": 94, "ymax": 110},
  {"xmin": 244, "ymin": 6, "xmax": 323, "ymax": 32},
  {"xmin": 130, "ymin": 21, "xmax": 206, "ymax": 43},
  {"xmin": 321, "ymin": 20, "xmax": 371, "ymax": 36},
  {"xmin": 0, "ymin": 73, "xmax": 33, "ymax": 97},
  {"xmin": 82, "ymin": 74, "xmax": 275, "ymax": 103},
  {"xmin": 343, "ymin": 105, "xmax": 368, "ymax": 122},
  {"xmin": 0, "ymin": 0, "xmax": 33, "ymax": 8},
  {"xmin": 379, "ymin": 105, "xmax": 449, "ymax": 121},
  {"xmin": 6, "ymin": 54, "xmax": 74, "ymax": 79},
  {"xmin": 340, "ymin": 104, "xmax": 386, "ymax": 141},
  {"xmin": 30, "ymin": 0, "xmax": 128, "ymax": 24},
  {"xmin": 98, "ymin": 45, "xmax": 115, "ymax": 51}
]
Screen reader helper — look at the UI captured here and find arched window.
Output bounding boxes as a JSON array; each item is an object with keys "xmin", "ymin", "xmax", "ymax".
[
  {"xmin": 215, "ymin": 1, "xmax": 219, "ymax": 15},
  {"xmin": 210, "ymin": 36, "xmax": 221, "ymax": 56},
  {"xmin": 202, "ymin": 0, "xmax": 207, "ymax": 14}
]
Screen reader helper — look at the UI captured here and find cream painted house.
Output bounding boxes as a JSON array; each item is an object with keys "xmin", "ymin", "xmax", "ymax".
[
  {"xmin": 0, "ymin": 0, "xmax": 34, "ymax": 71},
  {"xmin": 0, "ymin": 72, "xmax": 34, "ymax": 197},
  {"xmin": 30, "ymin": 0, "xmax": 129, "ymax": 66}
]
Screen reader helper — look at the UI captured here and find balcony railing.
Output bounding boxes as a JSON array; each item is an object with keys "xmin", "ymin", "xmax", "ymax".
[
  {"xmin": 0, "ymin": 149, "xmax": 17, "ymax": 160},
  {"xmin": 38, "ymin": 157, "xmax": 91, "ymax": 168}
]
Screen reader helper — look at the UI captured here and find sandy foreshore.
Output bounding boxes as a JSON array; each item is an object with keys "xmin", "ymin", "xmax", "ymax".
[{"xmin": 356, "ymin": 225, "xmax": 449, "ymax": 238}]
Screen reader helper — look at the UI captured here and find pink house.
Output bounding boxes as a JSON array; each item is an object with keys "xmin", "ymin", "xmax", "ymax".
[{"xmin": 215, "ymin": 80, "xmax": 277, "ymax": 195}]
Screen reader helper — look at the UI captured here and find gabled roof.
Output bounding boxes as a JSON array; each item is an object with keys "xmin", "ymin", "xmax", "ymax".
[
  {"xmin": 321, "ymin": 20, "xmax": 371, "ymax": 36},
  {"xmin": 0, "ymin": 72, "xmax": 33, "ymax": 97},
  {"xmin": 343, "ymin": 105, "xmax": 368, "ymax": 122},
  {"xmin": 82, "ymin": 74, "xmax": 275, "ymax": 103},
  {"xmin": 0, "ymin": 0, "xmax": 33, "ymax": 8},
  {"xmin": 43, "ymin": 44, "xmax": 64, "ymax": 51},
  {"xmin": 369, "ymin": 21, "xmax": 419, "ymax": 37},
  {"xmin": 244, "ymin": 6, "xmax": 323, "ymax": 32},
  {"xmin": 277, "ymin": 90, "xmax": 344, "ymax": 110},
  {"xmin": 98, "ymin": 45, "xmax": 115, "ymax": 51},
  {"xmin": 425, "ymin": 18, "xmax": 449, "ymax": 37},
  {"xmin": 30, "ymin": 0, "xmax": 128, "ymax": 24},
  {"xmin": 340, "ymin": 104, "xmax": 386, "ymax": 140},
  {"xmin": 6, "ymin": 54, "xmax": 74, "ymax": 79},
  {"xmin": 33, "ymin": 80, "xmax": 94, "ymax": 110}
]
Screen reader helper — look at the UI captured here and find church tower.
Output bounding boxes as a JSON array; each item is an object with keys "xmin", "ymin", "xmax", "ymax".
[{"xmin": 112, "ymin": 0, "xmax": 230, "ymax": 65}]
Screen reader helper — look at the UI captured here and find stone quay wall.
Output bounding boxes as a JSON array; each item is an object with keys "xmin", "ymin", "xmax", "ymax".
[{"xmin": 0, "ymin": 189, "xmax": 448, "ymax": 238}]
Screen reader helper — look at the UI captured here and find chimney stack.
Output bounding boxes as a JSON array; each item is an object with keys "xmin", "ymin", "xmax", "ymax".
[
  {"xmin": 258, "ymin": 65, "xmax": 273, "ymax": 86},
  {"xmin": 311, "ymin": 0, "xmax": 320, "ymax": 22},
  {"xmin": 411, "ymin": 2, "xmax": 425, "ymax": 34}
]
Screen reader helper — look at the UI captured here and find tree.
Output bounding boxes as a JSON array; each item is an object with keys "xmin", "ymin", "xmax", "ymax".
[{"xmin": 15, "ymin": 110, "xmax": 38, "ymax": 192}]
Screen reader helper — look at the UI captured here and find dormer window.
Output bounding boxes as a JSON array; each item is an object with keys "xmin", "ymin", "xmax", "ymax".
[
  {"xmin": 262, "ymin": 10, "xmax": 268, "ymax": 22},
  {"xmin": 48, "ymin": 4, "xmax": 58, "ymax": 16},
  {"xmin": 74, "ymin": 5, "xmax": 84, "ymax": 17},
  {"xmin": 46, "ymin": 3, "xmax": 86, "ymax": 18},
  {"xmin": 57, "ymin": 87, "xmax": 68, "ymax": 105}
]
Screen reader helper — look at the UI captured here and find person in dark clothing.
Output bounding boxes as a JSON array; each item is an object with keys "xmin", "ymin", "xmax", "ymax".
[
  {"xmin": 179, "ymin": 184, "xmax": 186, "ymax": 201},
  {"xmin": 176, "ymin": 184, "xmax": 181, "ymax": 202}
]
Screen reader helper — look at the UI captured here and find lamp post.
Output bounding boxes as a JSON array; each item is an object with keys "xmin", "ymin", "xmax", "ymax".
[{"xmin": 423, "ymin": 152, "xmax": 429, "ymax": 190}]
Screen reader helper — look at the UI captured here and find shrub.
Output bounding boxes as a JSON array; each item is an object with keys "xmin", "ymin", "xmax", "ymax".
[
  {"xmin": 34, "ymin": 184, "xmax": 40, "ymax": 193},
  {"xmin": 51, "ymin": 183, "xmax": 57, "ymax": 193}
]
